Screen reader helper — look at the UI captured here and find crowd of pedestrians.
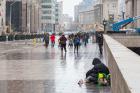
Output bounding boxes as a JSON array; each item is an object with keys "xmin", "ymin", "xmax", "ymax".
[
  {"xmin": 43, "ymin": 32, "xmax": 91, "ymax": 53},
  {"xmin": 43, "ymin": 32, "xmax": 104, "ymax": 55}
]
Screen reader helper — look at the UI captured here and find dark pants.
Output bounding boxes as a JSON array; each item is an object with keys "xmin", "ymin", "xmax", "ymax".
[
  {"xmin": 51, "ymin": 41, "xmax": 55, "ymax": 47},
  {"xmin": 61, "ymin": 44, "xmax": 66, "ymax": 52},
  {"xmin": 86, "ymin": 75, "xmax": 98, "ymax": 84},
  {"xmin": 45, "ymin": 41, "xmax": 49, "ymax": 47},
  {"xmin": 99, "ymin": 44, "xmax": 103, "ymax": 55},
  {"xmin": 74, "ymin": 44, "xmax": 79, "ymax": 52},
  {"xmin": 86, "ymin": 70, "xmax": 98, "ymax": 84}
]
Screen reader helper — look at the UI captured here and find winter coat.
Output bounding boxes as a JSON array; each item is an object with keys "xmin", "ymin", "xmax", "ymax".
[
  {"xmin": 73, "ymin": 37, "xmax": 80, "ymax": 45},
  {"xmin": 86, "ymin": 58, "xmax": 109, "ymax": 82},
  {"xmin": 97, "ymin": 34, "xmax": 103, "ymax": 45},
  {"xmin": 59, "ymin": 35, "xmax": 67, "ymax": 44},
  {"xmin": 50, "ymin": 35, "xmax": 55, "ymax": 42},
  {"xmin": 43, "ymin": 34, "xmax": 49, "ymax": 43}
]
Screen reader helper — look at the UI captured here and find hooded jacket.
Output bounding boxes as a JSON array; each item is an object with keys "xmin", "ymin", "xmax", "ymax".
[{"xmin": 86, "ymin": 58, "xmax": 109, "ymax": 78}]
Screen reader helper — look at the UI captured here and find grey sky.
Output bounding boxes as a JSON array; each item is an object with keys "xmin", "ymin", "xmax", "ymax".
[{"xmin": 57, "ymin": 0, "xmax": 82, "ymax": 18}]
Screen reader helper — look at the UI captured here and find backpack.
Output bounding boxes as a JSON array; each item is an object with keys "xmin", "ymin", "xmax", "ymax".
[{"xmin": 75, "ymin": 38, "xmax": 80, "ymax": 44}]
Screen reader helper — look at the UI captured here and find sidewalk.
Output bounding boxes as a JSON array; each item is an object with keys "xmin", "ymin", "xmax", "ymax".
[{"xmin": 0, "ymin": 41, "xmax": 110, "ymax": 93}]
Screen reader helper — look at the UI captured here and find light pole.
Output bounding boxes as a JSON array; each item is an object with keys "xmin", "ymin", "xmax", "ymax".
[
  {"xmin": 122, "ymin": 11, "xmax": 125, "ymax": 20},
  {"xmin": 103, "ymin": 19, "xmax": 107, "ymax": 34},
  {"xmin": 28, "ymin": 0, "xmax": 31, "ymax": 34},
  {"xmin": 10, "ymin": 1, "xmax": 17, "ymax": 33}
]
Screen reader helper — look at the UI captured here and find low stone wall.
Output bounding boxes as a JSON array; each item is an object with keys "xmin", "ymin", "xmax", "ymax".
[
  {"xmin": 110, "ymin": 35, "xmax": 140, "ymax": 47},
  {"xmin": 103, "ymin": 35, "xmax": 140, "ymax": 93}
]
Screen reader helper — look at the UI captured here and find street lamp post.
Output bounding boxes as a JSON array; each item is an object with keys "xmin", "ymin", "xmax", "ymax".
[
  {"xmin": 28, "ymin": 1, "xmax": 32, "ymax": 34},
  {"xmin": 122, "ymin": 11, "xmax": 125, "ymax": 20},
  {"xmin": 103, "ymin": 19, "xmax": 107, "ymax": 34},
  {"xmin": 10, "ymin": 1, "xmax": 17, "ymax": 33}
]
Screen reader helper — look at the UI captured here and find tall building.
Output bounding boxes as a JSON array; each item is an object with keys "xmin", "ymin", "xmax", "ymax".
[
  {"xmin": 74, "ymin": 5, "xmax": 79, "ymax": 23},
  {"xmin": 118, "ymin": 0, "xmax": 125, "ymax": 20},
  {"xmin": 125, "ymin": 0, "xmax": 140, "ymax": 28},
  {"xmin": 102, "ymin": 0, "xmax": 118, "ymax": 22},
  {"xmin": 62, "ymin": 14, "xmax": 73, "ymax": 31},
  {"xmin": 55, "ymin": 1, "xmax": 63, "ymax": 32},
  {"xmin": 40, "ymin": 0, "xmax": 56, "ymax": 33},
  {"xmin": 74, "ymin": 5, "xmax": 80, "ymax": 31},
  {"xmin": 94, "ymin": 3, "xmax": 103, "ymax": 25},
  {"xmin": 0, "ymin": 0, "xmax": 6, "ymax": 34},
  {"xmin": 74, "ymin": 0, "xmax": 98, "ymax": 31},
  {"xmin": 78, "ymin": 0, "xmax": 97, "ymax": 12},
  {"xmin": 22, "ymin": 0, "xmax": 27, "ymax": 33},
  {"xmin": 6, "ymin": 0, "xmax": 22, "ymax": 32},
  {"xmin": 55, "ymin": 1, "xmax": 62, "ymax": 24},
  {"xmin": 6, "ymin": 0, "xmax": 40, "ymax": 33},
  {"xmin": 22, "ymin": 0, "xmax": 40, "ymax": 33},
  {"xmin": 29, "ymin": 0, "xmax": 40, "ymax": 33}
]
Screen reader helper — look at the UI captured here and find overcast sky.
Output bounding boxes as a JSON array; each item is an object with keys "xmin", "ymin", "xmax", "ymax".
[{"xmin": 57, "ymin": 0, "xmax": 82, "ymax": 18}]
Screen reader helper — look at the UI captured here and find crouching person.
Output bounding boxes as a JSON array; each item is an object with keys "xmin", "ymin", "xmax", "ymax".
[{"xmin": 85, "ymin": 58, "xmax": 110, "ymax": 86}]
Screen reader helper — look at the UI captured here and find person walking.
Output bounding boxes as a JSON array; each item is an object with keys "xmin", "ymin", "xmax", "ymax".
[
  {"xmin": 97, "ymin": 33, "xmax": 103, "ymax": 55},
  {"xmin": 43, "ymin": 33, "xmax": 49, "ymax": 48},
  {"xmin": 68, "ymin": 35, "xmax": 73, "ymax": 47},
  {"xmin": 50, "ymin": 33, "xmax": 55, "ymax": 47},
  {"xmin": 59, "ymin": 34, "xmax": 67, "ymax": 53},
  {"xmin": 83, "ymin": 33, "xmax": 88, "ymax": 46},
  {"xmin": 73, "ymin": 35, "xmax": 80, "ymax": 53}
]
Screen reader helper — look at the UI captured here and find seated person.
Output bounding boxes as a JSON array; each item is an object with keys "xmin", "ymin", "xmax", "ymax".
[{"xmin": 85, "ymin": 58, "xmax": 110, "ymax": 85}]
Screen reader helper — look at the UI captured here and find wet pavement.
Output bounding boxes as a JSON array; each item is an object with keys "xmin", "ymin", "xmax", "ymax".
[{"xmin": 0, "ymin": 40, "xmax": 111, "ymax": 93}]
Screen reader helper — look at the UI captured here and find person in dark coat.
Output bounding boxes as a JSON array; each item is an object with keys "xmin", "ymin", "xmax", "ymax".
[
  {"xmin": 97, "ymin": 33, "xmax": 103, "ymax": 55},
  {"xmin": 43, "ymin": 33, "xmax": 49, "ymax": 47},
  {"xmin": 59, "ymin": 34, "xmax": 67, "ymax": 52},
  {"xmin": 86, "ymin": 58, "xmax": 110, "ymax": 84},
  {"xmin": 73, "ymin": 35, "xmax": 80, "ymax": 53}
]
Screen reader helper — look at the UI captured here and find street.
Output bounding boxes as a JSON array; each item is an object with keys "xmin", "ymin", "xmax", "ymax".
[{"xmin": 0, "ymin": 40, "xmax": 110, "ymax": 93}]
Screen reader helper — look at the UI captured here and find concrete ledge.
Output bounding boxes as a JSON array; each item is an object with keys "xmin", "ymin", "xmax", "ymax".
[
  {"xmin": 110, "ymin": 35, "xmax": 140, "ymax": 47},
  {"xmin": 104, "ymin": 35, "xmax": 140, "ymax": 93}
]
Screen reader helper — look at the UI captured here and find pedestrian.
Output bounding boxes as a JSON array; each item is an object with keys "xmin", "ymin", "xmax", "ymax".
[
  {"xmin": 59, "ymin": 34, "xmax": 67, "ymax": 52},
  {"xmin": 43, "ymin": 33, "xmax": 49, "ymax": 48},
  {"xmin": 50, "ymin": 33, "xmax": 55, "ymax": 47},
  {"xmin": 97, "ymin": 33, "xmax": 103, "ymax": 55},
  {"xmin": 83, "ymin": 34, "xmax": 88, "ymax": 46},
  {"xmin": 68, "ymin": 35, "xmax": 73, "ymax": 47},
  {"xmin": 73, "ymin": 35, "xmax": 80, "ymax": 53},
  {"xmin": 85, "ymin": 58, "xmax": 110, "ymax": 85}
]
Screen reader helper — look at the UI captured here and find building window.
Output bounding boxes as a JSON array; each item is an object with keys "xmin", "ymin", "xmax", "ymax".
[
  {"xmin": 56, "ymin": 19, "xmax": 58, "ymax": 21},
  {"xmin": 41, "ymin": 5, "xmax": 52, "ymax": 8},
  {"xmin": 41, "ymin": 0, "xmax": 52, "ymax": 3},
  {"xmin": 55, "ymin": 9, "xmax": 58, "ymax": 12},
  {"xmin": 55, "ymin": 14, "xmax": 58, "ymax": 16},
  {"xmin": 41, "ymin": 16, "xmax": 51, "ymax": 19},
  {"xmin": 42, "ymin": 10, "xmax": 52, "ymax": 14}
]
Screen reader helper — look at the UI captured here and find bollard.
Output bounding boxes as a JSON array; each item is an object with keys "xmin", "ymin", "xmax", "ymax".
[
  {"xmin": 33, "ymin": 38, "xmax": 36, "ymax": 46},
  {"xmin": 40, "ymin": 38, "xmax": 43, "ymax": 43}
]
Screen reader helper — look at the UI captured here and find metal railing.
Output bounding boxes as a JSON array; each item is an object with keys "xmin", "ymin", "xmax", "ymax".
[{"xmin": 0, "ymin": 34, "xmax": 44, "ymax": 42}]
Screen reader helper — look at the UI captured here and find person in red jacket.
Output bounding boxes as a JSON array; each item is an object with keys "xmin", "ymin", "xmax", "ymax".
[{"xmin": 50, "ymin": 33, "xmax": 55, "ymax": 47}]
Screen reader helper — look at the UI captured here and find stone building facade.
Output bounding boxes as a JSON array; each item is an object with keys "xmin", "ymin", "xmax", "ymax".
[
  {"xmin": 22, "ymin": 0, "xmax": 40, "ymax": 33},
  {"xmin": 55, "ymin": 1, "xmax": 63, "ymax": 32},
  {"xmin": 102, "ymin": 0, "xmax": 118, "ymax": 22},
  {"xmin": 0, "ymin": 0, "xmax": 6, "ymax": 34},
  {"xmin": 40, "ymin": 0, "xmax": 56, "ymax": 33},
  {"xmin": 125, "ymin": 0, "xmax": 140, "ymax": 28}
]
